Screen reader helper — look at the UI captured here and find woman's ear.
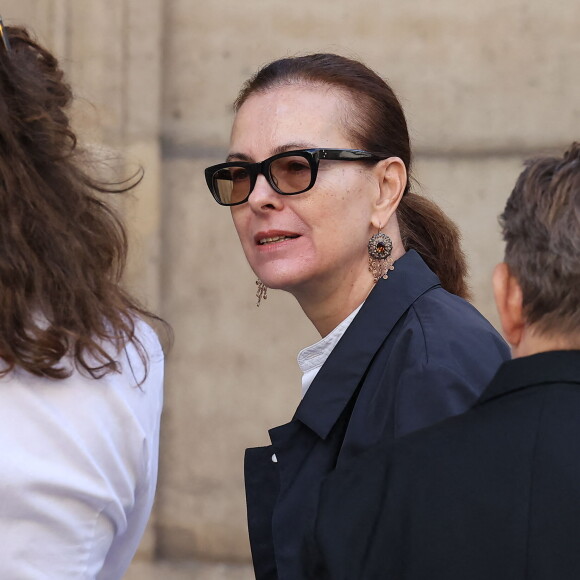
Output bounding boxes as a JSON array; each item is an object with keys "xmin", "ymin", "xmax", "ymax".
[
  {"xmin": 370, "ymin": 157, "xmax": 407, "ymax": 230},
  {"xmin": 492, "ymin": 262, "xmax": 525, "ymax": 348}
]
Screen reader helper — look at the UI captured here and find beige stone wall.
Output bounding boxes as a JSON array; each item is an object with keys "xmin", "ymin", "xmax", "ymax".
[{"xmin": 3, "ymin": 0, "xmax": 579, "ymax": 575}]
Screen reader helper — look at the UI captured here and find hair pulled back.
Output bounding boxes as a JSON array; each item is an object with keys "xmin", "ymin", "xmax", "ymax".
[
  {"xmin": 235, "ymin": 53, "xmax": 469, "ymax": 298},
  {"xmin": 0, "ymin": 25, "xmax": 162, "ymax": 380}
]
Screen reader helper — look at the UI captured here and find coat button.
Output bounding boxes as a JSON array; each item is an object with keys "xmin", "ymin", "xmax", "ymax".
[{"xmin": 271, "ymin": 453, "xmax": 278, "ymax": 463}]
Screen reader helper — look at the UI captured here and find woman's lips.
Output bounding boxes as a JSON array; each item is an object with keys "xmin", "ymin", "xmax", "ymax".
[
  {"xmin": 254, "ymin": 231, "xmax": 301, "ymax": 246},
  {"xmin": 258, "ymin": 234, "xmax": 300, "ymax": 245}
]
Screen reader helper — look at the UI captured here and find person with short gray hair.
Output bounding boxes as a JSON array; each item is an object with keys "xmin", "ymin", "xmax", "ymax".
[{"xmin": 308, "ymin": 142, "xmax": 580, "ymax": 580}]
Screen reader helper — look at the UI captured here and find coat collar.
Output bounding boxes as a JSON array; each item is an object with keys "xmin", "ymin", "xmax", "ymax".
[
  {"xmin": 477, "ymin": 350, "xmax": 580, "ymax": 406},
  {"xmin": 292, "ymin": 250, "xmax": 441, "ymax": 440}
]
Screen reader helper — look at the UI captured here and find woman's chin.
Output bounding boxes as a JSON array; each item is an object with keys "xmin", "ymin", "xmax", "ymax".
[
  {"xmin": 255, "ymin": 271, "xmax": 310, "ymax": 293},
  {"xmin": 258, "ymin": 279, "xmax": 297, "ymax": 292}
]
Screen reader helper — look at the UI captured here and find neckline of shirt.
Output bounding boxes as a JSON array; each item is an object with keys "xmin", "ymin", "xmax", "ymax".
[{"xmin": 297, "ymin": 303, "xmax": 364, "ymax": 396}]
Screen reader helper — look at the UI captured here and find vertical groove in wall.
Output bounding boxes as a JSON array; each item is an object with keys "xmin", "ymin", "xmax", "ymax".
[
  {"xmin": 121, "ymin": 0, "xmax": 129, "ymax": 147},
  {"xmin": 49, "ymin": 0, "xmax": 68, "ymax": 64},
  {"xmin": 153, "ymin": 0, "xmax": 170, "ymax": 559},
  {"xmin": 158, "ymin": 0, "xmax": 173, "ymax": 324}
]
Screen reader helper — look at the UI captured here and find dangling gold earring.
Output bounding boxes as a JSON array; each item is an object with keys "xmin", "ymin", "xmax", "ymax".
[
  {"xmin": 368, "ymin": 226, "xmax": 394, "ymax": 283},
  {"xmin": 255, "ymin": 280, "xmax": 268, "ymax": 307}
]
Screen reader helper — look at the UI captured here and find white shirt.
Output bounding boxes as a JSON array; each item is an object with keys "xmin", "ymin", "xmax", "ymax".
[
  {"xmin": 0, "ymin": 319, "xmax": 164, "ymax": 579},
  {"xmin": 297, "ymin": 304, "xmax": 363, "ymax": 397}
]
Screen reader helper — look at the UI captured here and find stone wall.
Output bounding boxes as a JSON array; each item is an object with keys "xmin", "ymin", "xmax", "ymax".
[{"xmin": 3, "ymin": 0, "xmax": 579, "ymax": 574}]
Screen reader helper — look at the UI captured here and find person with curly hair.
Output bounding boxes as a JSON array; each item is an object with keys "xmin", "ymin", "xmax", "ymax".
[{"xmin": 0, "ymin": 19, "xmax": 166, "ymax": 579}]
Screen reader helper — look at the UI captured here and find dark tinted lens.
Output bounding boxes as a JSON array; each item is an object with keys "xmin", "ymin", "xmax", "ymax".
[
  {"xmin": 213, "ymin": 166, "xmax": 250, "ymax": 205},
  {"xmin": 270, "ymin": 155, "xmax": 313, "ymax": 194}
]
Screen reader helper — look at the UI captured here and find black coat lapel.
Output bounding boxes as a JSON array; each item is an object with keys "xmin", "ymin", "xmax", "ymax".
[{"xmin": 294, "ymin": 250, "xmax": 440, "ymax": 440}]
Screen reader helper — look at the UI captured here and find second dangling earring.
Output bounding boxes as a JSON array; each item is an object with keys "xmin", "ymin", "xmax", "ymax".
[
  {"xmin": 255, "ymin": 279, "xmax": 268, "ymax": 307},
  {"xmin": 367, "ymin": 227, "xmax": 394, "ymax": 283}
]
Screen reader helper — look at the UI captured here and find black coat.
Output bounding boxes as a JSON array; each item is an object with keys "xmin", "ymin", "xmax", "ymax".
[
  {"xmin": 309, "ymin": 350, "xmax": 580, "ymax": 580},
  {"xmin": 245, "ymin": 250, "xmax": 509, "ymax": 580}
]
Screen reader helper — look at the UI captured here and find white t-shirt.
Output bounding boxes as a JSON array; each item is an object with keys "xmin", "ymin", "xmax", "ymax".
[{"xmin": 0, "ymin": 319, "xmax": 164, "ymax": 579}]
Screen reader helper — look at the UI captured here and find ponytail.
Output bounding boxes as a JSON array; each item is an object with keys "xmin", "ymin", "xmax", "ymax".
[{"xmin": 398, "ymin": 193, "xmax": 471, "ymax": 299}]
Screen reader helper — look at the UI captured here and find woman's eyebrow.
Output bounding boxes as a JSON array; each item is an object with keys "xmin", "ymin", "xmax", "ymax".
[
  {"xmin": 226, "ymin": 152, "xmax": 252, "ymax": 162},
  {"xmin": 272, "ymin": 142, "xmax": 316, "ymax": 155},
  {"xmin": 226, "ymin": 143, "xmax": 317, "ymax": 163}
]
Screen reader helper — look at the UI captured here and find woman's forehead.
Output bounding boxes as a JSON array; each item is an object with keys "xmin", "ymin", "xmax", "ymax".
[
  {"xmin": 236, "ymin": 83, "xmax": 350, "ymax": 117},
  {"xmin": 230, "ymin": 85, "xmax": 354, "ymax": 156}
]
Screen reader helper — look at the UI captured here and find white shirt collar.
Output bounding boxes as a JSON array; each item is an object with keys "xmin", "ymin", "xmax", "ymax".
[{"xmin": 297, "ymin": 303, "xmax": 363, "ymax": 397}]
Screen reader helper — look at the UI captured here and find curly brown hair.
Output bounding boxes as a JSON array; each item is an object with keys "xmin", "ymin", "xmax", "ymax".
[
  {"xmin": 0, "ymin": 24, "xmax": 165, "ymax": 380},
  {"xmin": 500, "ymin": 142, "xmax": 580, "ymax": 340}
]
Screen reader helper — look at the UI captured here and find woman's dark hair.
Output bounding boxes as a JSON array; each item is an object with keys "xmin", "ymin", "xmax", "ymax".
[
  {"xmin": 235, "ymin": 53, "xmax": 470, "ymax": 298},
  {"xmin": 499, "ymin": 142, "xmax": 580, "ymax": 340},
  {"xmin": 0, "ymin": 25, "xmax": 166, "ymax": 380}
]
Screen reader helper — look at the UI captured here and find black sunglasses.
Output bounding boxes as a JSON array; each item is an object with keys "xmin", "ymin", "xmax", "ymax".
[
  {"xmin": 0, "ymin": 17, "xmax": 12, "ymax": 54},
  {"xmin": 204, "ymin": 148, "xmax": 383, "ymax": 206}
]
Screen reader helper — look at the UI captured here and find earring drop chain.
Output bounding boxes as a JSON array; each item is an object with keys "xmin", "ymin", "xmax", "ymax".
[{"xmin": 256, "ymin": 280, "xmax": 268, "ymax": 307}]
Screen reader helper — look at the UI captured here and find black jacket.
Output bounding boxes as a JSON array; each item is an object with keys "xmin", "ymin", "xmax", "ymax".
[
  {"xmin": 310, "ymin": 351, "xmax": 580, "ymax": 580},
  {"xmin": 245, "ymin": 250, "xmax": 509, "ymax": 579}
]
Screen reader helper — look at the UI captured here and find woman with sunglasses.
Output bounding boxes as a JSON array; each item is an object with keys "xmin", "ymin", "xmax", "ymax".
[
  {"xmin": 205, "ymin": 53, "xmax": 509, "ymax": 580},
  {"xmin": 0, "ymin": 22, "xmax": 166, "ymax": 579}
]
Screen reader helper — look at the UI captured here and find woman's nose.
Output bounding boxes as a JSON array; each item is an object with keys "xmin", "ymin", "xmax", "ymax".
[{"xmin": 248, "ymin": 174, "xmax": 283, "ymax": 211}]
